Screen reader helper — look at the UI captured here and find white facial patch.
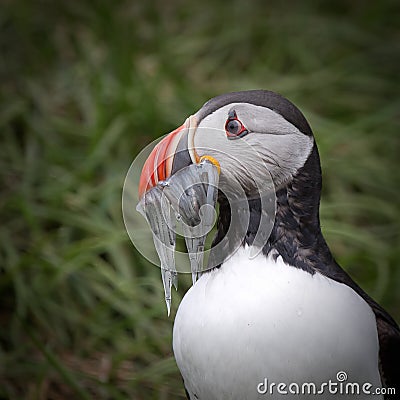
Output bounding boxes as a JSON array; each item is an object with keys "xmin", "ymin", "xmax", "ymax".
[{"xmin": 193, "ymin": 103, "xmax": 314, "ymax": 189}]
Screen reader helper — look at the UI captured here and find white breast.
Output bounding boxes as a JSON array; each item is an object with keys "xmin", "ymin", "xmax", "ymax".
[{"xmin": 173, "ymin": 246, "xmax": 382, "ymax": 400}]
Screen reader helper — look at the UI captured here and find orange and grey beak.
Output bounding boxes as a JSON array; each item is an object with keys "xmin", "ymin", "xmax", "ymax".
[{"xmin": 138, "ymin": 116, "xmax": 199, "ymax": 198}]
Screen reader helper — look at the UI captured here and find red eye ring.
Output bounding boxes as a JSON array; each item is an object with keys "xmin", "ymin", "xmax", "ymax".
[{"xmin": 225, "ymin": 111, "xmax": 249, "ymax": 139}]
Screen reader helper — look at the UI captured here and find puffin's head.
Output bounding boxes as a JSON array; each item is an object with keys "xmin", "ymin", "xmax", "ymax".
[
  {"xmin": 137, "ymin": 90, "xmax": 320, "ymax": 314},
  {"xmin": 139, "ymin": 90, "xmax": 315, "ymax": 200}
]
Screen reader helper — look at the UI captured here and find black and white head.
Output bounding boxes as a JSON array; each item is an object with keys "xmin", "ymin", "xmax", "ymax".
[{"xmin": 139, "ymin": 90, "xmax": 317, "ymax": 199}]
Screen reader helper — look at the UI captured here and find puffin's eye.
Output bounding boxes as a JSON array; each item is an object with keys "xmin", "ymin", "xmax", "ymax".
[
  {"xmin": 226, "ymin": 120, "xmax": 241, "ymax": 134},
  {"xmin": 225, "ymin": 111, "xmax": 248, "ymax": 139}
]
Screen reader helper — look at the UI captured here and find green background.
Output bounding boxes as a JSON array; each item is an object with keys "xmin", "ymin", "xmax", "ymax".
[{"xmin": 1, "ymin": 1, "xmax": 399, "ymax": 398}]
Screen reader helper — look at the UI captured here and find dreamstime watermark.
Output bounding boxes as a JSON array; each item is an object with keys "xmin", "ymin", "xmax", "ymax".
[{"xmin": 256, "ymin": 371, "xmax": 396, "ymax": 396}]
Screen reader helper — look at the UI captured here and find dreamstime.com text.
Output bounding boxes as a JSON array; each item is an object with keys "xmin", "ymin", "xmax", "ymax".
[{"xmin": 257, "ymin": 371, "xmax": 396, "ymax": 396}]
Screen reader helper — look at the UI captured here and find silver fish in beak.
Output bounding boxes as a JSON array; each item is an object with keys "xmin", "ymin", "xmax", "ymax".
[{"xmin": 136, "ymin": 116, "xmax": 220, "ymax": 315}]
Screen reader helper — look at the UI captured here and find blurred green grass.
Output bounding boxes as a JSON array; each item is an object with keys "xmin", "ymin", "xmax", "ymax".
[{"xmin": 1, "ymin": 0, "xmax": 399, "ymax": 398}]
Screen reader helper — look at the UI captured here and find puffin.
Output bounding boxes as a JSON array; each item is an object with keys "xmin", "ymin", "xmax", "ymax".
[{"xmin": 137, "ymin": 90, "xmax": 399, "ymax": 399}]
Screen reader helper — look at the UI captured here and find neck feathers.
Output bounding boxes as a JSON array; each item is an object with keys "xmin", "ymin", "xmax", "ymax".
[
  {"xmin": 264, "ymin": 144, "xmax": 333, "ymax": 272},
  {"xmin": 213, "ymin": 144, "xmax": 333, "ymax": 272}
]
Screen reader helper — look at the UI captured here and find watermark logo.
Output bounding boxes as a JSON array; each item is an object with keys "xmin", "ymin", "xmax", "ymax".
[{"xmin": 256, "ymin": 371, "xmax": 395, "ymax": 396}]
